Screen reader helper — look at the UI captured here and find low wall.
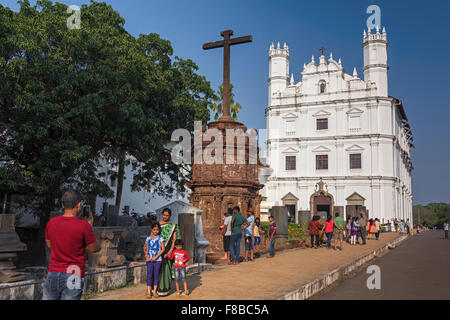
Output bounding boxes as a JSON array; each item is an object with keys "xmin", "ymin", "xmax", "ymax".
[
  {"xmin": 281, "ymin": 235, "xmax": 410, "ymax": 300},
  {"xmin": 0, "ymin": 261, "xmax": 213, "ymax": 300}
]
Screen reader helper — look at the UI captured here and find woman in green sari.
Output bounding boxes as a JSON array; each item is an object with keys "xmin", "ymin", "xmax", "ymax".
[{"xmin": 157, "ymin": 208, "xmax": 181, "ymax": 296}]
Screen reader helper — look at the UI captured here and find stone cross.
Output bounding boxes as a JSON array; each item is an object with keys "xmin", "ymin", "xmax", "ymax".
[
  {"xmin": 319, "ymin": 46, "xmax": 327, "ymax": 56},
  {"xmin": 203, "ymin": 30, "xmax": 252, "ymax": 121}
]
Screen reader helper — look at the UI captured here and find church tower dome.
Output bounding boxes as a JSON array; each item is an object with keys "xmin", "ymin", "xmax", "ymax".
[
  {"xmin": 268, "ymin": 41, "xmax": 290, "ymax": 105},
  {"xmin": 362, "ymin": 26, "xmax": 389, "ymax": 97}
]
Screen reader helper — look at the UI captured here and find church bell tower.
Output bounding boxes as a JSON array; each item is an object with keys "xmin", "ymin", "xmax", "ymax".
[
  {"xmin": 363, "ymin": 26, "xmax": 389, "ymax": 97},
  {"xmin": 268, "ymin": 42, "xmax": 290, "ymax": 105}
]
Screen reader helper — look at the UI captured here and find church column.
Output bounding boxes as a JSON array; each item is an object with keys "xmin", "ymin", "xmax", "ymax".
[{"xmin": 336, "ymin": 104, "xmax": 344, "ymax": 136}]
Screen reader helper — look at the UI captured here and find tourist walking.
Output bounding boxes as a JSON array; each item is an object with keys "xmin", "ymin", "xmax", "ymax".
[
  {"xmin": 350, "ymin": 217, "xmax": 358, "ymax": 245},
  {"xmin": 267, "ymin": 215, "xmax": 277, "ymax": 258},
  {"xmin": 244, "ymin": 208, "xmax": 255, "ymax": 262},
  {"xmin": 308, "ymin": 216, "xmax": 321, "ymax": 249},
  {"xmin": 253, "ymin": 217, "xmax": 263, "ymax": 255},
  {"xmin": 375, "ymin": 218, "xmax": 381, "ymax": 240},
  {"xmin": 345, "ymin": 216, "xmax": 352, "ymax": 243},
  {"xmin": 359, "ymin": 213, "xmax": 367, "ymax": 245},
  {"xmin": 43, "ymin": 190, "xmax": 100, "ymax": 300},
  {"xmin": 219, "ymin": 212, "xmax": 228, "ymax": 260},
  {"xmin": 333, "ymin": 213, "xmax": 345, "ymax": 250},
  {"xmin": 144, "ymin": 223, "xmax": 165, "ymax": 299},
  {"xmin": 321, "ymin": 215, "xmax": 335, "ymax": 249},
  {"xmin": 169, "ymin": 239, "xmax": 190, "ymax": 297},
  {"xmin": 222, "ymin": 208, "xmax": 233, "ymax": 263},
  {"xmin": 157, "ymin": 208, "xmax": 180, "ymax": 296},
  {"xmin": 444, "ymin": 221, "xmax": 449, "ymax": 239},
  {"xmin": 400, "ymin": 219, "xmax": 405, "ymax": 235},
  {"xmin": 406, "ymin": 219, "xmax": 411, "ymax": 235},
  {"xmin": 230, "ymin": 206, "xmax": 248, "ymax": 265},
  {"xmin": 367, "ymin": 219, "xmax": 376, "ymax": 240}
]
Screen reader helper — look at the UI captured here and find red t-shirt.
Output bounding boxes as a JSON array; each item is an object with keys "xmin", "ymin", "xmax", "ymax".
[
  {"xmin": 45, "ymin": 215, "xmax": 97, "ymax": 277},
  {"xmin": 169, "ymin": 249, "xmax": 190, "ymax": 268},
  {"xmin": 325, "ymin": 220, "xmax": 334, "ymax": 233}
]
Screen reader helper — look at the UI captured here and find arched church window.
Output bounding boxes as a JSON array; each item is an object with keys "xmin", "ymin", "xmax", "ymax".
[{"xmin": 319, "ymin": 81, "xmax": 326, "ymax": 94}]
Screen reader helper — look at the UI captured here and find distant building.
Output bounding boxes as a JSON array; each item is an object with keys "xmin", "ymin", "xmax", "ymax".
[{"xmin": 262, "ymin": 26, "xmax": 414, "ymax": 224}]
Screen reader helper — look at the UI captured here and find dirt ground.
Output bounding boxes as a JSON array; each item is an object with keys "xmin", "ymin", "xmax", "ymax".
[{"xmin": 91, "ymin": 232, "xmax": 402, "ymax": 300}]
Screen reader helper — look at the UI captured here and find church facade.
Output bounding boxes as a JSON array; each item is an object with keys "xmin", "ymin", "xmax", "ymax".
[{"xmin": 262, "ymin": 27, "xmax": 414, "ymax": 224}]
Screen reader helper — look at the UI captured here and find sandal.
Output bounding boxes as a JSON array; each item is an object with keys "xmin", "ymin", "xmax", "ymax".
[{"xmin": 153, "ymin": 291, "xmax": 159, "ymax": 298}]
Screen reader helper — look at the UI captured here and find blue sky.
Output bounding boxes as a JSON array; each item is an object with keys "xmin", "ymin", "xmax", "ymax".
[{"xmin": 2, "ymin": 0, "xmax": 449, "ymax": 205}]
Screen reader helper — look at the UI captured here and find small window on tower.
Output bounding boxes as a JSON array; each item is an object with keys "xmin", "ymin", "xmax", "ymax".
[{"xmin": 319, "ymin": 81, "xmax": 326, "ymax": 94}]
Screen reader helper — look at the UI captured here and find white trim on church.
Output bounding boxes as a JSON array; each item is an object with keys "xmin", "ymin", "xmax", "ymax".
[{"xmin": 262, "ymin": 27, "xmax": 414, "ymax": 224}]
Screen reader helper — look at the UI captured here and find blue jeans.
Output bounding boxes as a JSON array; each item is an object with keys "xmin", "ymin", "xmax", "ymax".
[
  {"xmin": 269, "ymin": 238, "xmax": 275, "ymax": 257},
  {"xmin": 360, "ymin": 226, "xmax": 367, "ymax": 244},
  {"xmin": 230, "ymin": 233, "xmax": 242, "ymax": 262},
  {"xmin": 174, "ymin": 267, "xmax": 186, "ymax": 282},
  {"xmin": 43, "ymin": 272, "xmax": 84, "ymax": 300},
  {"xmin": 326, "ymin": 232, "xmax": 333, "ymax": 247}
]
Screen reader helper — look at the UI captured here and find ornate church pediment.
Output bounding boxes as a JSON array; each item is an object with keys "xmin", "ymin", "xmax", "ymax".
[
  {"xmin": 281, "ymin": 192, "xmax": 299, "ymax": 201},
  {"xmin": 312, "ymin": 145, "xmax": 331, "ymax": 153},
  {"xmin": 313, "ymin": 110, "xmax": 331, "ymax": 118},
  {"xmin": 282, "ymin": 112, "xmax": 298, "ymax": 119},
  {"xmin": 345, "ymin": 144, "xmax": 365, "ymax": 152},
  {"xmin": 282, "ymin": 147, "xmax": 299, "ymax": 154},
  {"xmin": 346, "ymin": 107, "xmax": 364, "ymax": 115},
  {"xmin": 346, "ymin": 192, "xmax": 366, "ymax": 206}
]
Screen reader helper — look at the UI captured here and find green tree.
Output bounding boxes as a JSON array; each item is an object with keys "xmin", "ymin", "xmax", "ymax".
[
  {"xmin": 0, "ymin": 0, "xmax": 217, "ymax": 262},
  {"xmin": 210, "ymin": 84, "xmax": 242, "ymax": 121}
]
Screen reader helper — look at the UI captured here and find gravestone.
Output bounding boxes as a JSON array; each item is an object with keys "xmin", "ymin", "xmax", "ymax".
[
  {"xmin": 271, "ymin": 206, "xmax": 288, "ymax": 246},
  {"xmin": 333, "ymin": 206, "xmax": 344, "ymax": 219},
  {"xmin": 178, "ymin": 214, "xmax": 195, "ymax": 266},
  {"xmin": 88, "ymin": 227, "xmax": 126, "ymax": 268},
  {"xmin": 156, "ymin": 201, "xmax": 210, "ymax": 263},
  {"xmin": 0, "ymin": 214, "xmax": 27, "ymax": 283},
  {"xmin": 106, "ymin": 205, "xmax": 119, "ymax": 227},
  {"xmin": 298, "ymin": 210, "xmax": 311, "ymax": 226}
]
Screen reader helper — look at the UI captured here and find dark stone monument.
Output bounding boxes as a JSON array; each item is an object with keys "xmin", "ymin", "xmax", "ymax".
[
  {"xmin": 178, "ymin": 214, "xmax": 195, "ymax": 266},
  {"xmin": 88, "ymin": 227, "xmax": 125, "ymax": 268},
  {"xmin": 271, "ymin": 206, "xmax": 288, "ymax": 246},
  {"xmin": 298, "ymin": 210, "xmax": 311, "ymax": 226},
  {"xmin": 333, "ymin": 206, "xmax": 345, "ymax": 219},
  {"xmin": 106, "ymin": 205, "xmax": 119, "ymax": 227},
  {"xmin": 188, "ymin": 30, "xmax": 264, "ymax": 253}
]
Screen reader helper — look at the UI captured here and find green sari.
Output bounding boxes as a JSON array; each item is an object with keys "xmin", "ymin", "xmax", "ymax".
[{"xmin": 157, "ymin": 222, "xmax": 180, "ymax": 296}]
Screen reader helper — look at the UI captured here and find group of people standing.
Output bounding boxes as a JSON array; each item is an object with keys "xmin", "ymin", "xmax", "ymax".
[
  {"xmin": 308, "ymin": 213, "xmax": 383, "ymax": 250},
  {"xmin": 220, "ymin": 206, "xmax": 277, "ymax": 264},
  {"xmin": 143, "ymin": 208, "xmax": 190, "ymax": 298}
]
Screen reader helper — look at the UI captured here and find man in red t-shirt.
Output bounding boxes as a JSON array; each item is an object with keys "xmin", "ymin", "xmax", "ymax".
[{"xmin": 43, "ymin": 189, "xmax": 100, "ymax": 300}]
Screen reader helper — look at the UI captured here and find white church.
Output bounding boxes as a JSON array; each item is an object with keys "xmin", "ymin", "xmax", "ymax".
[{"xmin": 261, "ymin": 26, "xmax": 414, "ymax": 224}]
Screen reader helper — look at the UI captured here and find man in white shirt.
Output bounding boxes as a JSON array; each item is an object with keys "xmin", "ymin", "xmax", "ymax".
[{"xmin": 222, "ymin": 208, "xmax": 233, "ymax": 263}]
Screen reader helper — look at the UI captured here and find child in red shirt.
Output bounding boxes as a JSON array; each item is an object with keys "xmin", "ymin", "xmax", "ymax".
[{"xmin": 169, "ymin": 239, "xmax": 190, "ymax": 296}]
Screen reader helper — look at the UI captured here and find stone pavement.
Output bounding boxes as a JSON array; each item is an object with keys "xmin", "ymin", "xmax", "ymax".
[
  {"xmin": 91, "ymin": 232, "xmax": 403, "ymax": 300},
  {"xmin": 319, "ymin": 230, "xmax": 450, "ymax": 300}
]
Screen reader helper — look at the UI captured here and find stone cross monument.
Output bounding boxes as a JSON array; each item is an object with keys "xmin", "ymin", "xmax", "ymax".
[{"xmin": 188, "ymin": 30, "xmax": 264, "ymax": 253}]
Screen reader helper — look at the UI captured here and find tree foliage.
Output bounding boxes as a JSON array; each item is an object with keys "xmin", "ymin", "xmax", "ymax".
[
  {"xmin": 413, "ymin": 203, "xmax": 450, "ymax": 228},
  {"xmin": 210, "ymin": 84, "xmax": 242, "ymax": 121},
  {"xmin": 0, "ymin": 0, "xmax": 217, "ymax": 249}
]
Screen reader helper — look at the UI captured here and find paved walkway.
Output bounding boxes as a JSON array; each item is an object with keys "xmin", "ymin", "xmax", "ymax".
[
  {"xmin": 320, "ymin": 230, "xmax": 450, "ymax": 300},
  {"xmin": 92, "ymin": 232, "xmax": 402, "ymax": 300}
]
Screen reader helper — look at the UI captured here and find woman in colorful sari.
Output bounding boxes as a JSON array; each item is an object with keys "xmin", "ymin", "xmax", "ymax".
[{"xmin": 157, "ymin": 208, "xmax": 181, "ymax": 296}]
